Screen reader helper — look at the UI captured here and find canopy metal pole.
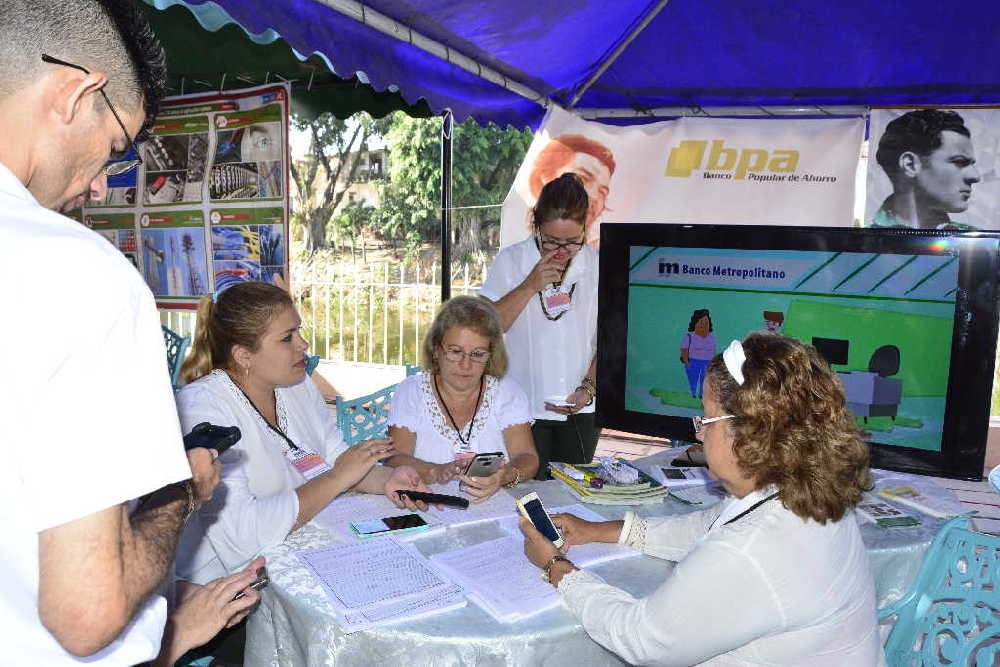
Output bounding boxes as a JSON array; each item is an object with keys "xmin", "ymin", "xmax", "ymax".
[
  {"xmin": 440, "ymin": 110, "xmax": 453, "ymax": 303},
  {"xmin": 577, "ymin": 105, "xmax": 869, "ymax": 119},
  {"xmin": 316, "ymin": 0, "xmax": 551, "ymax": 110},
  {"xmin": 567, "ymin": 0, "xmax": 672, "ymax": 108}
]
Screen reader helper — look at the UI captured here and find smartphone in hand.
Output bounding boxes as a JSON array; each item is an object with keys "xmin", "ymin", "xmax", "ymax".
[
  {"xmin": 463, "ymin": 452, "xmax": 505, "ymax": 477},
  {"xmin": 516, "ymin": 492, "xmax": 564, "ymax": 548}
]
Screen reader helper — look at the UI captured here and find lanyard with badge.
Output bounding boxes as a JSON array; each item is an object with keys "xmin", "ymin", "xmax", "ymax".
[
  {"xmin": 234, "ymin": 384, "xmax": 332, "ymax": 480},
  {"xmin": 534, "ymin": 235, "xmax": 578, "ymax": 320}
]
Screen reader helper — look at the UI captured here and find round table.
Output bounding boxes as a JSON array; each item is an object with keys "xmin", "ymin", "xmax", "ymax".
[{"xmin": 246, "ymin": 449, "xmax": 949, "ymax": 666}]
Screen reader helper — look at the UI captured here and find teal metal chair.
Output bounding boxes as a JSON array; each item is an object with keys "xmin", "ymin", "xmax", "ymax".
[
  {"xmin": 162, "ymin": 325, "xmax": 190, "ymax": 391},
  {"xmin": 336, "ymin": 384, "xmax": 397, "ymax": 446},
  {"xmin": 405, "ymin": 363, "xmax": 421, "ymax": 376},
  {"xmin": 878, "ymin": 516, "xmax": 1000, "ymax": 666},
  {"xmin": 305, "ymin": 354, "xmax": 321, "ymax": 376}
]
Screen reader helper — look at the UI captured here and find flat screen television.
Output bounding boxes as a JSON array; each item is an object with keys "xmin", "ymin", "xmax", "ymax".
[{"xmin": 597, "ymin": 224, "xmax": 1000, "ymax": 480}]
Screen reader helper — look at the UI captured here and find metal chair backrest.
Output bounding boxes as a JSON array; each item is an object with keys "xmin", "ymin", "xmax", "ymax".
[
  {"xmin": 305, "ymin": 354, "xmax": 321, "ymax": 376},
  {"xmin": 878, "ymin": 515, "xmax": 1000, "ymax": 665},
  {"xmin": 162, "ymin": 325, "xmax": 190, "ymax": 390},
  {"xmin": 335, "ymin": 383, "xmax": 397, "ymax": 446},
  {"xmin": 405, "ymin": 363, "xmax": 422, "ymax": 376}
]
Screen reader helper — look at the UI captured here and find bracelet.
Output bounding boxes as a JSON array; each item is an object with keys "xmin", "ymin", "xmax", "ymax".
[
  {"xmin": 541, "ymin": 554, "xmax": 572, "ymax": 584},
  {"xmin": 503, "ymin": 466, "xmax": 521, "ymax": 488},
  {"xmin": 575, "ymin": 384, "xmax": 595, "ymax": 406},
  {"xmin": 179, "ymin": 480, "xmax": 197, "ymax": 523}
]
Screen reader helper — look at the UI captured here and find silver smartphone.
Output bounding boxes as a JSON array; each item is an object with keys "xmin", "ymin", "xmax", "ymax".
[{"xmin": 464, "ymin": 451, "xmax": 505, "ymax": 477}]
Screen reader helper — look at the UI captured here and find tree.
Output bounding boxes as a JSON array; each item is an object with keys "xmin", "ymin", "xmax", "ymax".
[
  {"xmin": 289, "ymin": 112, "xmax": 390, "ymax": 251},
  {"xmin": 375, "ymin": 113, "xmax": 533, "ymax": 262}
]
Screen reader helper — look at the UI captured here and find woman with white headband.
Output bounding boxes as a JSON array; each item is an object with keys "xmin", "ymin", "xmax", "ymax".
[{"xmin": 520, "ymin": 332, "xmax": 883, "ymax": 666}]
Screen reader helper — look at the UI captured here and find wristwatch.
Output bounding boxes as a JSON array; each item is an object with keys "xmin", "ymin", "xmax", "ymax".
[{"xmin": 541, "ymin": 554, "xmax": 573, "ymax": 584}]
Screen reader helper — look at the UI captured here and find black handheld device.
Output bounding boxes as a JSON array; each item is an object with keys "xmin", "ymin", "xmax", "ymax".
[
  {"xmin": 396, "ymin": 490, "xmax": 470, "ymax": 509},
  {"xmin": 183, "ymin": 422, "xmax": 242, "ymax": 456}
]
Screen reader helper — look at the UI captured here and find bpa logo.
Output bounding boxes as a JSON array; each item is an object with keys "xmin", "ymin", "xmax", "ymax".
[{"xmin": 665, "ymin": 140, "xmax": 799, "ymax": 179}]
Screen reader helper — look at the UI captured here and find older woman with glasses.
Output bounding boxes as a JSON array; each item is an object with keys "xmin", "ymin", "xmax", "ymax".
[
  {"xmin": 520, "ymin": 332, "xmax": 883, "ymax": 665},
  {"xmin": 480, "ymin": 173, "xmax": 600, "ymax": 479},
  {"xmin": 386, "ymin": 296, "xmax": 539, "ymax": 502}
]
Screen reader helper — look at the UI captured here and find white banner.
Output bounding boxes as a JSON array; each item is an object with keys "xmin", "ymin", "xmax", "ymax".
[
  {"xmin": 865, "ymin": 108, "xmax": 1000, "ymax": 231},
  {"xmin": 501, "ymin": 107, "xmax": 863, "ymax": 248}
]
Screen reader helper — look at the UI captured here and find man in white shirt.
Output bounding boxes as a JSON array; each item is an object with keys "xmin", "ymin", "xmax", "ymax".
[{"xmin": 0, "ymin": 1, "xmax": 220, "ymax": 663}]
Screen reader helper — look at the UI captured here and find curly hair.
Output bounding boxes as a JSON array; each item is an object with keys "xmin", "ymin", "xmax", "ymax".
[
  {"xmin": 422, "ymin": 296, "xmax": 508, "ymax": 378},
  {"xmin": 705, "ymin": 332, "xmax": 871, "ymax": 523}
]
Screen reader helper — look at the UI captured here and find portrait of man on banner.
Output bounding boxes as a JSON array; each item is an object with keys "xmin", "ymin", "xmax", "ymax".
[
  {"xmin": 866, "ymin": 108, "xmax": 999, "ymax": 231},
  {"xmin": 525, "ymin": 134, "xmax": 617, "ymax": 247}
]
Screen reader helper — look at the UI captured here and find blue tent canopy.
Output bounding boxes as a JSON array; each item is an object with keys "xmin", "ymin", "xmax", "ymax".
[{"xmin": 156, "ymin": 0, "xmax": 1000, "ymax": 127}]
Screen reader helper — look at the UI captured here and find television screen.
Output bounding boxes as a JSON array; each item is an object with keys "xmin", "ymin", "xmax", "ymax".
[{"xmin": 597, "ymin": 224, "xmax": 1000, "ymax": 480}]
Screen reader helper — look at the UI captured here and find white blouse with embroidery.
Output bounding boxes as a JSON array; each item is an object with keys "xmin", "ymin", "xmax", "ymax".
[{"xmin": 388, "ymin": 372, "xmax": 533, "ymax": 463}]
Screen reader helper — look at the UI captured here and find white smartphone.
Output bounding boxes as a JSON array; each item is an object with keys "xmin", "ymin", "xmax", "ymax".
[
  {"xmin": 544, "ymin": 396, "xmax": 573, "ymax": 407},
  {"xmin": 516, "ymin": 492, "xmax": 564, "ymax": 548},
  {"xmin": 350, "ymin": 513, "xmax": 430, "ymax": 539},
  {"xmin": 464, "ymin": 451, "xmax": 505, "ymax": 477}
]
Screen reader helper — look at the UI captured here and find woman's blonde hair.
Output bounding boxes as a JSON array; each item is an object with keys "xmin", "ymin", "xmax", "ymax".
[
  {"xmin": 179, "ymin": 282, "xmax": 293, "ymax": 385},
  {"xmin": 705, "ymin": 331, "xmax": 871, "ymax": 524},
  {"xmin": 422, "ymin": 296, "xmax": 508, "ymax": 378}
]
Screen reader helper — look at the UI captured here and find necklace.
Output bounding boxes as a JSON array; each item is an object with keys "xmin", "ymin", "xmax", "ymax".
[
  {"xmin": 434, "ymin": 374, "xmax": 484, "ymax": 446},
  {"xmin": 227, "ymin": 371, "xmax": 301, "ymax": 454}
]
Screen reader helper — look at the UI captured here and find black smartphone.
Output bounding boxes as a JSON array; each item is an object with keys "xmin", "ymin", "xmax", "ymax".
[
  {"xmin": 183, "ymin": 422, "xmax": 241, "ymax": 456},
  {"xmin": 350, "ymin": 513, "xmax": 430, "ymax": 538},
  {"xmin": 232, "ymin": 566, "xmax": 269, "ymax": 601}
]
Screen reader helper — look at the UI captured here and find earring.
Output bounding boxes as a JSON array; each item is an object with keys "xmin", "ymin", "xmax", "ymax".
[{"xmin": 244, "ymin": 365, "xmax": 250, "ymax": 382}]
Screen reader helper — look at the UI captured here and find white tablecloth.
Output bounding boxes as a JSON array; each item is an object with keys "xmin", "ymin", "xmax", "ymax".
[{"xmin": 246, "ymin": 449, "xmax": 950, "ymax": 666}]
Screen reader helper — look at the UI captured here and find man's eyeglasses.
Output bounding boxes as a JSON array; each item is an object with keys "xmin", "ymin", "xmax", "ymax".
[
  {"xmin": 41, "ymin": 54, "xmax": 143, "ymax": 177},
  {"xmin": 441, "ymin": 346, "xmax": 491, "ymax": 365},
  {"xmin": 691, "ymin": 414, "xmax": 735, "ymax": 433},
  {"xmin": 537, "ymin": 232, "xmax": 585, "ymax": 252}
]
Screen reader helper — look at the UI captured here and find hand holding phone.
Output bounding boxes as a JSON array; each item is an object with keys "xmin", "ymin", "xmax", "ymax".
[
  {"xmin": 516, "ymin": 492, "xmax": 564, "ymax": 548},
  {"xmin": 184, "ymin": 422, "xmax": 242, "ymax": 456},
  {"xmin": 463, "ymin": 452, "xmax": 505, "ymax": 478},
  {"xmin": 232, "ymin": 566, "xmax": 269, "ymax": 601}
]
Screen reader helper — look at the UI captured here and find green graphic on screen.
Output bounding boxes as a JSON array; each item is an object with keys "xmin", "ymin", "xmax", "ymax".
[{"xmin": 625, "ymin": 246, "xmax": 957, "ymax": 452}]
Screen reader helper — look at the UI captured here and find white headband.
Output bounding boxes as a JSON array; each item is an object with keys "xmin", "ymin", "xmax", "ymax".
[{"xmin": 723, "ymin": 339, "xmax": 746, "ymax": 386}]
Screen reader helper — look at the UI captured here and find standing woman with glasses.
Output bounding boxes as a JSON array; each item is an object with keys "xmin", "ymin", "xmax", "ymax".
[
  {"xmin": 518, "ymin": 332, "xmax": 883, "ymax": 665},
  {"xmin": 386, "ymin": 296, "xmax": 539, "ymax": 501},
  {"xmin": 173, "ymin": 282, "xmax": 431, "ymax": 583},
  {"xmin": 480, "ymin": 173, "xmax": 600, "ymax": 479}
]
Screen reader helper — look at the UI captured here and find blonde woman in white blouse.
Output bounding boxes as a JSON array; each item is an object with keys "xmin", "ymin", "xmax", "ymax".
[
  {"xmin": 386, "ymin": 296, "xmax": 539, "ymax": 501},
  {"xmin": 520, "ymin": 333, "xmax": 884, "ymax": 666}
]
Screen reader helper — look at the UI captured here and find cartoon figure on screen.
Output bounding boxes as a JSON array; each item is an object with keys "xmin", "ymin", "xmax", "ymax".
[
  {"xmin": 679, "ymin": 309, "xmax": 715, "ymax": 398},
  {"xmin": 763, "ymin": 311, "xmax": 784, "ymax": 333}
]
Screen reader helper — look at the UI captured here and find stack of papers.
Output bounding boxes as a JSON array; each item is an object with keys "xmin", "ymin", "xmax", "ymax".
[
  {"xmin": 298, "ymin": 537, "xmax": 466, "ymax": 632},
  {"xmin": 549, "ymin": 461, "xmax": 670, "ymax": 505},
  {"xmin": 430, "ymin": 535, "xmax": 560, "ymax": 623}
]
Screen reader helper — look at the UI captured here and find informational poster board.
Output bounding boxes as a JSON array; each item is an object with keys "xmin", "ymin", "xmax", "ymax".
[
  {"xmin": 82, "ymin": 83, "xmax": 291, "ymax": 309},
  {"xmin": 865, "ymin": 108, "xmax": 1000, "ymax": 231},
  {"xmin": 501, "ymin": 107, "xmax": 864, "ymax": 249}
]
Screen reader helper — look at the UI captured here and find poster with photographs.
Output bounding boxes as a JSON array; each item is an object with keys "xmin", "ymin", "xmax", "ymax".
[
  {"xmin": 139, "ymin": 210, "xmax": 210, "ymax": 300},
  {"xmin": 84, "ymin": 212, "xmax": 137, "ymax": 267},
  {"xmin": 82, "ymin": 83, "xmax": 290, "ymax": 309},
  {"xmin": 210, "ymin": 207, "xmax": 286, "ymax": 293},
  {"xmin": 866, "ymin": 108, "xmax": 1000, "ymax": 231},
  {"xmin": 142, "ymin": 115, "xmax": 209, "ymax": 206}
]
